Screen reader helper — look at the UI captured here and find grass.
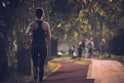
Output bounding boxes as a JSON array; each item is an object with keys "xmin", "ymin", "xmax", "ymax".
[
  {"xmin": 94, "ymin": 53, "xmax": 124, "ymax": 62},
  {"xmin": 44, "ymin": 62, "xmax": 60, "ymax": 78},
  {"xmin": 51, "ymin": 55, "xmax": 91, "ymax": 65},
  {"xmin": 94, "ymin": 53, "xmax": 110, "ymax": 59}
]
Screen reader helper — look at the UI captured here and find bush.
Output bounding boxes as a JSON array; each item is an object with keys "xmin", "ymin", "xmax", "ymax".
[{"xmin": 110, "ymin": 29, "xmax": 124, "ymax": 55}]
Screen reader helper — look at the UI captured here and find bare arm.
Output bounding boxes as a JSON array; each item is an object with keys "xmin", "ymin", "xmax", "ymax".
[
  {"xmin": 25, "ymin": 26, "xmax": 31, "ymax": 35},
  {"xmin": 25, "ymin": 22, "xmax": 34, "ymax": 36},
  {"xmin": 46, "ymin": 23, "xmax": 51, "ymax": 39},
  {"xmin": 43, "ymin": 21, "xmax": 51, "ymax": 39}
]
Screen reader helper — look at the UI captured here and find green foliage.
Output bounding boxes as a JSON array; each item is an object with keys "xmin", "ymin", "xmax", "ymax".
[
  {"xmin": 1, "ymin": 0, "xmax": 124, "ymax": 49},
  {"xmin": 48, "ymin": 0, "xmax": 123, "ymax": 43}
]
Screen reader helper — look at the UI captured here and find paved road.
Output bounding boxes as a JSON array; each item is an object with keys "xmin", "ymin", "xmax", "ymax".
[
  {"xmin": 29, "ymin": 59, "xmax": 124, "ymax": 83},
  {"xmin": 88, "ymin": 59, "xmax": 124, "ymax": 83},
  {"xmin": 42, "ymin": 62, "xmax": 94, "ymax": 83}
]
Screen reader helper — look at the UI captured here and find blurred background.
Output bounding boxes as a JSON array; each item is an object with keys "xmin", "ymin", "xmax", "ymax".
[{"xmin": 0, "ymin": 0, "xmax": 124, "ymax": 82}]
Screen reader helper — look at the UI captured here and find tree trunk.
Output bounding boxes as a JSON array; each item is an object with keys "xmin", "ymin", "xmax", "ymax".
[
  {"xmin": 16, "ymin": 47, "xmax": 31, "ymax": 76},
  {"xmin": 0, "ymin": 4, "xmax": 9, "ymax": 80},
  {"xmin": 16, "ymin": 20, "xmax": 32, "ymax": 76},
  {"xmin": 0, "ymin": 28, "xmax": 8, "ymax": 81},
  {"xmin": 0, "ymin": 49, "xmax": 8, "ymax": 81},
  {"xmin": 51, "ymin": 38, "xmax": 58, "ymax": 56}
]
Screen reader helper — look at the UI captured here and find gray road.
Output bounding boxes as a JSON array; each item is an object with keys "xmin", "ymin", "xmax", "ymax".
[{"xmin": 88, "ymin": 59, "xmax": 124, "ymax": 83}]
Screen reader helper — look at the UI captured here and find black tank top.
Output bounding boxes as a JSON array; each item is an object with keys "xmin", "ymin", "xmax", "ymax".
[{"xmin": 32, "ymin": 21, "xmax": 46, "ymax": 46}]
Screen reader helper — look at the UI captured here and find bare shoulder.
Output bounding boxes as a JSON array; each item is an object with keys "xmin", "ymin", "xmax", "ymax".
[
  {"xmin": 42, "ymin": 21, "xmax": 50, "ymax": 30},
  {"xmin": 29, "ymin": 21, "xmax": 38, "ymax": 29},
  {"xmin": 31, "ymin": 21, "xmax": 38, "ymax": 25},
  {"xmin": 42, "ymin": 21, "xmax": 49, "ymax": 26}
]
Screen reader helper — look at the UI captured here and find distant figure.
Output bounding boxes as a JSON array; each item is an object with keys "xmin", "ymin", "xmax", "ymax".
[
  {"xmin": 88, "ymin": 37, "xmax": 95, "ymax": 57},
  {"xmin": 77, "ymin": 41, "xmax": 83, "ymax": 59},
  {"xmin": 71, "ymin": 44, "xmax": 77, "ymax": 58},
  {"xmin": 68, "ymin": 46, "xmax": 72, "ymax": 55},
  {"xmin": 25, "ymin": 8, "xmax": 51, "ymax": 82},
  {"xmin": 71, "ymin": 45, "xmax": 76, "ymax": 56},
  {"xmin": 83, "ymin": 38, "xmax": 89, "ymax": 57},
  {"xmin": 99, "ymin": 38, "xmax": 107, "ymax": 54}
]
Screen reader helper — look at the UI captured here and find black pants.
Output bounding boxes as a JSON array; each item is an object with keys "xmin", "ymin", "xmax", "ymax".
[
  {"xmin": 31, "ymin": 44, "xmax": 47, "ymax": 81},
  {"xmin": 78, "ymin": 48, "xmax": 82, "ymax": 57}
]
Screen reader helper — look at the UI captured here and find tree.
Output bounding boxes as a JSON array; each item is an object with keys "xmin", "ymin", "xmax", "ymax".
[
  {"xmin": 0, "ymin": 0, "xmax": 20, "ymax": 80},
  {"xmin": 0, "ymin": 0, "xmax": 32, "ymax": 79}
]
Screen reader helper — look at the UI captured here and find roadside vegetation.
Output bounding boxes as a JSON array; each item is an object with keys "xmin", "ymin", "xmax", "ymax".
[
  {"xmin": 94, "ymin": 54, "xmax": 124, "ymax": 62},
  {"xmin": 51, "ymin": 55, "xmax": 91, "ymax": 65}
]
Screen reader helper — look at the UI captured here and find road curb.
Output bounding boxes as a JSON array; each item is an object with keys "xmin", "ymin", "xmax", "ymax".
[{"xmin": 87, "ymin": 60, "xmax": 92, "ymax": 79}]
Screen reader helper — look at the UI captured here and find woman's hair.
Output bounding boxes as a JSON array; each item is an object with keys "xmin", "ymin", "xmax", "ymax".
[{"xmin": 35, "ymin": 8, "xmax": 44, "ymax": 18}]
